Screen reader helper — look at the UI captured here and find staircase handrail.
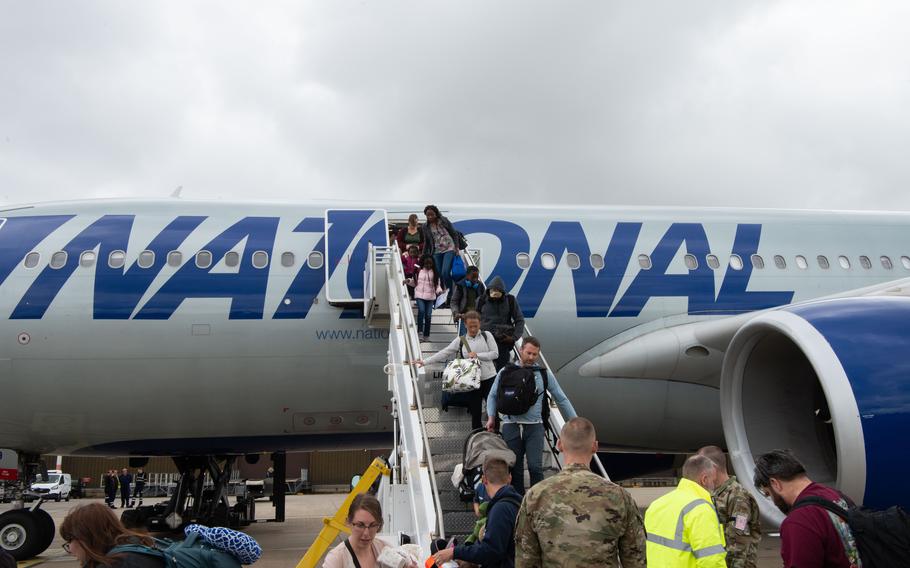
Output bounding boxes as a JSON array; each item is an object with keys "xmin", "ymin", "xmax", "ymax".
[{"xmin": 367, "ymin": 244, "xmax": 446, "ymax": 549}]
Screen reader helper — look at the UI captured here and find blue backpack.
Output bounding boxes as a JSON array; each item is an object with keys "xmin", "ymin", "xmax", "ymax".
[
  {"xmin": 109, "ymin": 532, "xmax": 244, "ymax": 568},
  {"xmin": 451, "ymin": 255, "xmax": 467, "ymax": 281}
]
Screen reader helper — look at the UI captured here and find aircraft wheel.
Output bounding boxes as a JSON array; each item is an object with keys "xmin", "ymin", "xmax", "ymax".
[
  {"xmin": 32, "ymin": 509, "xmax": 55, "ymax": 557},
  {"xmin": 0, "ymin": 510, "xmax": 46, "ymax": 560}
]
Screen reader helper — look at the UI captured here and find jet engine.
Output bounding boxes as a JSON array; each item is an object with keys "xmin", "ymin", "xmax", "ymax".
[{"xmin": 720, "ymin": 296, "xmax": 910, "ymax": 525}]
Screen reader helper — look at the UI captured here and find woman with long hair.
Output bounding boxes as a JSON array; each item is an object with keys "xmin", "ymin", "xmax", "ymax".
[
  {"xmin": 322, "ymin": 493, "xmax": 389, "ymax": 568},
  {"xmin": 421, "ymin": 205, "xmax": 461, "ymax": 300},
  {"xmin": 396, "ymin": 213, "xmax": 424, "ymax": 253},
  {"xmin": 412, "ymin": 254, "xmax": 443, "ymax": 341},
  {"xmin": 60, "ymin": 503, "xmax": 162, "ymax": 568}
]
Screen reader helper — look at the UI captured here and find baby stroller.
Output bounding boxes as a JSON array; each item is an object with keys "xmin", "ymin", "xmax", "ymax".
[{"xmin": 456, "ymin": 428, "xmax": 516, "ymax": 502}]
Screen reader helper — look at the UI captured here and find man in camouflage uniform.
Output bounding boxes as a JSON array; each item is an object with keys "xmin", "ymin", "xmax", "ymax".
[
  {"xmin": 515, "ymin": 417, "xmax": 646, "ymax": 568},
  {"xmin": 698, "ymin": 446, "xmax": 762, "ymax": 568}
]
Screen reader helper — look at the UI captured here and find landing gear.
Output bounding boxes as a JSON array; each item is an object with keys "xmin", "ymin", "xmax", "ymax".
[
  {"xmin": 0, "ymin": 505, "xmax": 55, "ymax": 560},
  {"xmin": 0, "ymin": 450, "xmax": 55, "ymax": 560},
  {"xmin": 127, "ymin": 455, "xmax": 259, "ymax": 532}
]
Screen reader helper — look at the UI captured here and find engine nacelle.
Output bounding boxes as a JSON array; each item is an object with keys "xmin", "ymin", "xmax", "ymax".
[{"xmin": 721, "ymin": 296, "xmax": 910, "ymax": 525}]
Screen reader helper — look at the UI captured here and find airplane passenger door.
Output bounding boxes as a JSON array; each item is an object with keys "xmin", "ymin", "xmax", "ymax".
[{"xmin": 324, "ymin": 209, "xmax": 389, "ymax": 304}]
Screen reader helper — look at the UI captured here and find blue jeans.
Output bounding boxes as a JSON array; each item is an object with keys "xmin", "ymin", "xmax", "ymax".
[
  {"xmin": 433, "ymin": 251, "xmax": 455, "ymax": 294},
  {"xmin": 501, "ymin": 422, "xmax": 544, "ymax": 494},
  {"xmin": 416, "ymin": 298, "xmax": 434, "ymax": 337}
]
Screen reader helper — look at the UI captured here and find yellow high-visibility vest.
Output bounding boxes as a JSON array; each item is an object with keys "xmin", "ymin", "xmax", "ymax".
[{"xmin": 644, "ymin": 478, "xmax": 727, "ymax": 567}]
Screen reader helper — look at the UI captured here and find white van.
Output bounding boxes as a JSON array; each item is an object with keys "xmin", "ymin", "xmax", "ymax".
[{"xmin": 30, "ymin": 470, "xmax": 72, "ymax": 501}]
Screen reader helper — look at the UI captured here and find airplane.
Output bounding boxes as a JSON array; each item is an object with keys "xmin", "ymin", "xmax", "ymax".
[{"xmin": 0, "ymin": 198, "xmax": 909, "ymax": 559}]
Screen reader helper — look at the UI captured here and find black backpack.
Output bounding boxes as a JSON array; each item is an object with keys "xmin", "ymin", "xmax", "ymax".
[
  {"xmin": 791, "ymin": 496, "xmax": 910, "ymax": 567},
  {"xmin": 496, "ymin": 364, "xmax": 547, "ymax": 418}
]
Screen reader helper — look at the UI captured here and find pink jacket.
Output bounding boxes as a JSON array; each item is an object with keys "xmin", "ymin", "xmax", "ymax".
[{"xmin": 414, "ymin": 268, "xmax": 443, "ymax": 301}]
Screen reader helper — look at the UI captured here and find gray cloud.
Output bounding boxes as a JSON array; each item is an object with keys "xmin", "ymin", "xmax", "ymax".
[{"xmin": 1, "ymin": 1, "xmax": 909, "ymax": 210}]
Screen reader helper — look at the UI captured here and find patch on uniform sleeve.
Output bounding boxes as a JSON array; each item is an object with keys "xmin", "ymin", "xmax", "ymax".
[{"xmin": 734, "ymin": 515, "xmax": 748, "ymax": 532}]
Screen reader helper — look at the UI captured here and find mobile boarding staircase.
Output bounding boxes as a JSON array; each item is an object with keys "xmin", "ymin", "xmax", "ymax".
[{"xmin": 362, "ymin": 245, "xmax": 610, "ymax": 557}]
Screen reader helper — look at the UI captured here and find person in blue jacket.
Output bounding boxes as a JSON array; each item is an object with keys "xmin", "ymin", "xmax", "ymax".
[{"xmin": 432, "ymin": 457, "xmax": 521, "ymax": 568}]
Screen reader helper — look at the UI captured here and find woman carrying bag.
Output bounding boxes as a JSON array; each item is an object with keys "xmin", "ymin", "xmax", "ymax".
[
  {"xmin": 409, "ymin": 255, "xmax": 444, "ymax": 341},
  {"xmin": 413, "ymin": 311, "xmax": 497, "ymax": 429}
]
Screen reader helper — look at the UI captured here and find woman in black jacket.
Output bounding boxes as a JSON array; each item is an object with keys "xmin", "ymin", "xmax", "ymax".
[
  {"xmin": 421, "ymin": 204, "xmax": 462, "ymax": 300},
  {"xmin": 61, "ymin": 503, "xmax": 163, "ymax": 568}
]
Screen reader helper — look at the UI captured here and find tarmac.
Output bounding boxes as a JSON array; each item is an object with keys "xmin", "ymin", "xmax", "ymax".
[{"xmin": 4, "ymin": 490, "xmax": 783, "ymax": 567}]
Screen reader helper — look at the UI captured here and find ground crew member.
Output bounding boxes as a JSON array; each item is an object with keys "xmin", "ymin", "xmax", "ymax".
[
  {"xmin": 644, "ymin": 455, "xmax": 726, "ymax": 567},
  {"xmin": 118, "ymin": 467, "xmax": 132, "ymax": 508},
  {"xmin": 515, "ymin": 417, "xmax": 646, "ymax": 567},
  {"xmin": 132, "ymin": 467, "xmax": 147, "ymax": 506},
  {"xmin": 698, "ymin": 446, "xmax": 761, "ymax": 568}
]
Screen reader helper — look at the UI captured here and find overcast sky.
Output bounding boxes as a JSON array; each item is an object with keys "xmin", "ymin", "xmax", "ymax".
[{"xmin": 2, "ymin": 1, "xmax": 909, "ymax": 211}]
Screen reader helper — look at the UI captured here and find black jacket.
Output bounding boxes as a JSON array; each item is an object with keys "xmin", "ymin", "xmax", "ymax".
[
  {"xmin": 451, "ymin": 278, "xmax": 485, "ymax": 315},
  {"xmin": 118, "ymin": 474, "xmax": 132, "ymax": 489},
  {"xmin": 454, "ymin": 485, "xmax": 522, "ymax": 568},
  {"xmin": 421, "ymin": 216, "xmax": 461, "ymax": 255},
  {"xmin": 476, "ymin": 277, "xmax": 525, "ymax": 339},
  {"xmin": 103, "ymin": 474, "xmax": 118, "ymax": 492}
]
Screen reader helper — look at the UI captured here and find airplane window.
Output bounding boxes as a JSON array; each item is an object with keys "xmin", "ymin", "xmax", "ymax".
[
  {"xmin": 881, "ymin": 256, "xmax": 893, "ymax": 270},
  {"xmin": 167, "ymin": 251, "xmax": 183, "ymax": 267},
  {"xmin": 838, "ymin": 256, "xmax": 850, "ymax": 270},
  {"xmin": 252, "ymin": 251, "xmax": 269, "ymax": 269},
  {"xmin": 902, "ymin": 256, "xmax": 910, "ymax": 270},
  {"xmin": 109, "ymin": 250, "xmax": 126, "ymax": 269},
  {"xmin": 751, "ymin": 255, "xmax": 765, "ymax": 269},
  {"xmin": 23, "ymin": 252, "xmax": 40, "ymax": 269},
  {"xmin": 817, "ymin": 255, "xmax": 830, "ymax": 269},
  {"xmin": 729, "ymin": 255, "xmax": 744, "ymax": 271},
  {"xmin": 859, "ymin": 255, "xmax": 872, "ymax": 269},
  {"xmin": 307, "ymin": 251, "xmax": 324, "ymax": 269},
  {"xmin": 566, "ymin": 253, "xmax": 581, "ymax": 270},
  {"xmin": 795, "ymin": 255, "xmax": 808, "ymax": 270},
  {"xmin": 684, "ymin": 254, "xmax": 698, "ymax": 270},
  {"xmin": 774, "ymin": 255, "xmax": 786, "ymax": 269},
  {"xmin": 281, "ymin": 252, "xmax": 295, "ymax": 267},
  {"xmin": 224, "ymin": 251, "xmax": 240, "ymax": 268},
  {"xmin": 80, "ymin": 251, "xmax": 96, "ymax": 268},
  {"xmin": 50, "ymin": 251, "xmax": 67, "ymax": 269},
  {"xmin": 706, "ymin": 255, "xmax": 720, "ymax": 270},
  {"xmin": 196, "ymin": 251, "xmax": 213, "ymax": 269},
  {"xmin": 541, "ymin": 253, "xmax": 557, "ymax": 270},
  {"xmin": 638, "ymin": 254, "xmax": 652, "ymax": 270},
  {"xmin": 590, "ymin": 253, "xmax": 605, "ymax": 270},
  {"xmin": 516, "ymin": 253, "xmax": 531, "ymax": 269},
  {"xmin": 138, "ymin": 250, "xmax": 155, "ymax": 269}
]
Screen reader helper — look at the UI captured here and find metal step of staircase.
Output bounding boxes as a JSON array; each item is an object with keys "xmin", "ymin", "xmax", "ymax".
[{"xmin": 419, "ymin": 308, "xmax": 478, "ymax": 540}]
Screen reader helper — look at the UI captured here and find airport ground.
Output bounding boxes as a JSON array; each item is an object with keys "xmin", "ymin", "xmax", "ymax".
[{"xmin": 4, "ymin": 490, "xmax": 783, "ymax": 567}]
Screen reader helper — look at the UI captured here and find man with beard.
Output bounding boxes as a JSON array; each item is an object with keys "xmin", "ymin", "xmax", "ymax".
[
  {"xmin": 645, "ymin": 455, "xmax": 727, "ymax": 567},
  {"xmin": 476, "ymin": 276, "xmax": 525, "ymax": 370},
  {"xmin": 753, "ymin": 450, "xmax": 861, "ymax": 568}
]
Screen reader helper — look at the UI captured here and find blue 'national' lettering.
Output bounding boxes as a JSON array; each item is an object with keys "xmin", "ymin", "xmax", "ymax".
[{"xmin": 2, "ymin": 213, "xmax": 795, "ymax": 321}]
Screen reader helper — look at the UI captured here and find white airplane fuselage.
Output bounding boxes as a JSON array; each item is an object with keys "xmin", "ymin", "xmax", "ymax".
[{"xmin": 1, "ymin": 199, "xmax": 908, "ymax": 459}]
